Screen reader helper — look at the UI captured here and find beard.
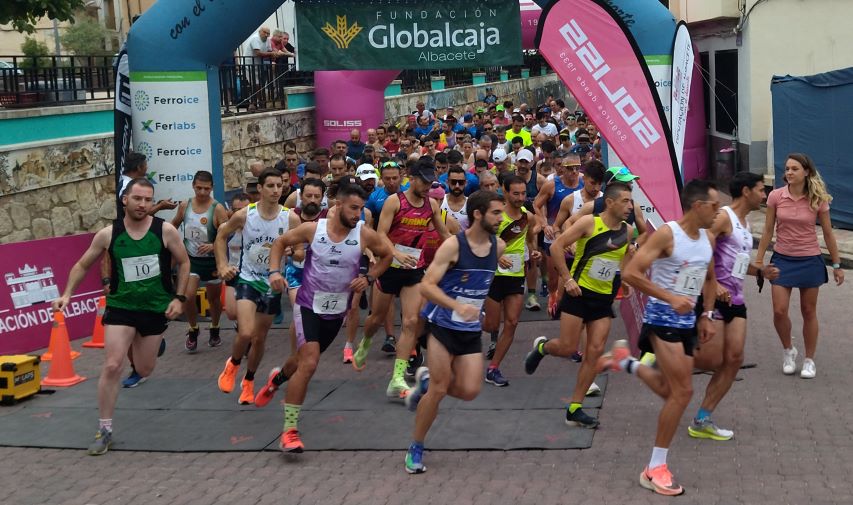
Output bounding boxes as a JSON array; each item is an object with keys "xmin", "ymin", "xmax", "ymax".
[
  {"xmin": 451, "ymin": 187, "xmax": 464, "ymax": 197},
  {"xmin": 479, "ymin": 219, "xmax": 499, "ymax": 235},
  {"xmin": 339, "ymin": 210, "xmax": 357, "ymax": 229},
  {"xmin": 302, "ymin": 202, "xmax": 320, "ymax": 216}
]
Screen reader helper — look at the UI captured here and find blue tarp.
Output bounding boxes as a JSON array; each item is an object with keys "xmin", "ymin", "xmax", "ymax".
[{"xmin": 771, "ymin": 67, "xmax": 853, "ymax": 229}]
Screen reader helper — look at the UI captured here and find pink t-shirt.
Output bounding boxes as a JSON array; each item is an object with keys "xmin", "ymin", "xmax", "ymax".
[{"xmin": 767, "ymin": 186, "xmax": 829, "ymax": 257}]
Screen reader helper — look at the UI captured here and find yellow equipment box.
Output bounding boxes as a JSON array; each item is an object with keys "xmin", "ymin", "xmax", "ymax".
[{"xmin": 0, "ymin": 355, "xmax": 41, "ymax": 405}]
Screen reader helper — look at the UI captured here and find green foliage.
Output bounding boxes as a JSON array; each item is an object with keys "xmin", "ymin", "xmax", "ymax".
[
  {"xmin": 19, "ymin": 36, "xmax": 50, "ymax": 69},
  {"xmin": 61, "ymin": 18, "xmax": 112, "ymax": 56},
  {"xmin": 0, "ymin": 0, "xmax": 85, "ymax": 34}
]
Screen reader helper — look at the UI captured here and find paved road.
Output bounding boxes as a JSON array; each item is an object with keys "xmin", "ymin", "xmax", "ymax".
[{"xmin": 2, "ymin": 276, "xmax": 852, "ymax": 505}]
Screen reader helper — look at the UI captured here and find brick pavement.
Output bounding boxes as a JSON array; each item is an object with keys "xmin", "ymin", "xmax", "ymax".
[{"xmin": 2, "ymin": 273, "xmax": 853, "ymax": 504}]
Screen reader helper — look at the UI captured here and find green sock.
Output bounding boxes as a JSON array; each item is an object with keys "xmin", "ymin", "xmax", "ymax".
[
  {"xmin": 538, "ymin": 340, "xmax": 548, "ymax": 355},
  {"xmin": 393, "ymin": 358, "xmax": 407, "ymax": 379},
  {"xmin": 568, "ymin": 402, "xmax": 583, "ymax": 414},
  {"xmin": 283, "ymin": 403, "xmax": 301, "ymax": 431}
]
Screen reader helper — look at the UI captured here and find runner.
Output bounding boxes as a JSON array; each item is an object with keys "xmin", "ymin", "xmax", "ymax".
[
  {"xmin": 605, "ymin": 179, "xmax": 720, "ymax": 496},
  {"xmin": 403, "ymin": 190, "xmax": 506, "ymax": 474},
  {"xmin": 222, "ymin": 193, "xmax": 251, "ymax": 322},
  {"xmin": 52, "ymin": 178, "xmax": 190, "ymax": 455},
  {"xmin": 440, "ymin": 166, "xmax": 469, "ymax": 230},
  {"xmin": 254, "ymin": 182, "xmax": 393, "ymax": 452},
  {"xmin": 284, "ymin": 162, "xmax": 329, "ymax": 211},
  {"xmin": 516, "ymin": 147, "xmax": 546, "ymax": 312},
  {"xmin": 170, "ymin": 170, "xmax": 228, "ymax": 352},
  {"xmin": 689, "ymin": 173, "xmax": 779, "ymax": 440},
  {"xmin": 483, "ymin": 175, "xmax": 540, "ymax": 387},
  {"xmin": 353, "ymin": 158, "xmax": 450, "ymax": 399},
  {"xmin": 213, "ymin": 168, "xmax": 288, "ymax": 405},
  {"xmin": 523, "ymin": 182, "xmax": 634, "ymax": 427}
]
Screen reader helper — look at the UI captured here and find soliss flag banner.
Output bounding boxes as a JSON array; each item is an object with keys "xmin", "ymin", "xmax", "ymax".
[
  {"xmin": 295, "ymin": 0, "xmax": 522, "ymax": 70},
  {"xmin": 535, "ymin": 0, "xmax": 682, "ymax": 221}
]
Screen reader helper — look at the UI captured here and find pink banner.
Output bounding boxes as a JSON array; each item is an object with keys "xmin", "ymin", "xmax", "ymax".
[
  {"xmin": 536, "ymin": 0, "xmax": 682, "ymax": 222},
  {"xmin": 0, "ymin": 234, "xmax": 102, "ymax": 354},
  {"xmin": 520, "ymin": 0, "xmax": 542, "ymax": 50}
]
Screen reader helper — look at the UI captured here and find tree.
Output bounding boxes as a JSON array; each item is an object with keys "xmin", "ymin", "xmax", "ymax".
[
  {"xmin": 61, "ymin": 18, "xmax": 112, "ymax": 55},
  {"xmin": 19, "ymin": 36, "xmax": 50, "ymax": 69},
  {"xmin": 0, "ymin": 0, "xmax": 85, "ymax": 34}
]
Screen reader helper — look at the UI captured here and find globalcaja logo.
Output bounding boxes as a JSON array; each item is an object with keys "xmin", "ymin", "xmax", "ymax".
[
  {"xmin": 322, "ymin": 15, "xmax": 363, "ymax": 49},
  {"xmin": 134, "ymin": 90, "xmax": 150, "ymax": 111},
  {"xmin": 136, "ymin": 141, "xmax": 153, "ymax": 160},
  {"xmin": 141, "ymin": 119, "xmax": 154, "ymax": 133}
]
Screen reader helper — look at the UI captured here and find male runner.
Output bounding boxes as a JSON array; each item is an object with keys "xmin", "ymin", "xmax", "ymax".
[
  {"xmin": 688, "ymin": 172, "xmax": 779, "ymax": 440},
  {"xmin": 524, "ymin": 182, "xmax": 634, "ymax": 427},
  {"xmin": 254, "ymin": 183, "xmax": 393, "ymax": 452},
  {"xmin": 403, "ymin": 190, "xmax": 506, "ymax": 473},
  {"xmin": 222, "ymin": 193, "xmax": 251, "ymax": 322},
  {"xmin": 553, "ymin": 160, "xmax": 605, "ymax": 232},
  {"xmin": 440, "ymin": 166, "xmax": 469, "ymax": 230},
  {"xmin": 483, "ymin": 175, "xmax": 540, "ymax": 386},
  {"xmin": 353, "ymin": 158, "xmax": 450, "ymax": 399},
  {"xmin": 214, "ymin": 168, "xmax": 288, "ymax": 405},
  {"xmin": 53, "ymin": 178, "xmax": 189, "ymax": 455},
  {"xmin": 515, "ymin": 147, "xmax": 546, "ymax": 311},
  {"xmin": 171, "ymin": 170, "xmax": 228, "ymax": 351},
  {"xmin": 607, "ymin": 179, "xmax": 719, "ymax": 496}
]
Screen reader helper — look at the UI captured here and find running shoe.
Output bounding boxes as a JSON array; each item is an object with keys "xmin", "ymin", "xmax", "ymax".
[
  {"xmin": 254, "ymin": 367, "xmax": 282, "ymax": 408},
  {"xmin": 185, "ymin": 327, "xmax": 199, "ymax": 353},
  {"xmin": 406, "ymin": 349, "xmax": 423, "ymax": 377},
  {"xmin": 782, "ymin": 347, "xmax": 798, "ymax": 375},
  {"xmin": 342, "ymin": 347, "xmax": 354, "ymax": 364},
  {"xmin": 547, "ymin": 292, "xmax": 559, "ymax": 320},
  {"xmin": 279, "ymin": 428, "xmax": 304, "ymax": 453},
  {"xmin": 597, "ymin": 339, "xmax": 630, "ymax": 372},
  {"xmin": 382, "ymin": 335, "xmax": 397, "ymax": 354},
  {"xmin": 87, "ymin": 428, "xmax": 112, "ymax": 456},
  {"xmin": 352, "ymin": 337, "xmax": 372, "ymax": 371},
  {"xmin": 273, "ymin": 311, "xmax": 284, "ymax": 325},
  {"xmin": 208, "ymin": 327, "xmax": 222, "ymax": 347},
  {"xmin": 122, "ymin": 369, "xmax": 146, "ymax": 388},
  {"xmin": 386, "ymin": 377, "xmax": 410, "ymax": 399},
  {"xmin": 687, "ymin": 418, "xmax": 734, "ymax": 441},
  {"xmin": 404, "ymin": 443, "xmax": 426, "ymax": 474},
  {"xmin": 405, "ymin": 367, "xmax": 430, "ymax": 412},
  {"xmin": 486, "ymin": 341, "xmax": 496, "ymax": 360},
  {"xmin": 524, "ymin": 336, "xmax": 548, "ymax": 375},
  {"xmin": 800, "ymin": 358, "xmax": 816, "ymax": 379},
  {"xmin": 525, "ymin": 293, "xmax": 541, "ymax": 311},
  {"xmin": 485, "ymin": 367, "xmax": 509, "ymax": 387},
  {"xmin": 238, "ymin": 379, "xmax": 254, "ymax": 405},
  {"xmin": 218, "ymin": 358, "xmax": 239, "ymax": 393},
  {"xmin": 157, "ymin": 337, "xmax": 166, "ymax": 357},
  {"xmin": 570, "ymin": 351, "xmax": 584, "ymax": 363},
  {"xmin": 586, "ymin": 382, "xmax": 601, "ymax": 396},
  {"xmin": 565, "ymin": 407, "xmax": 599, "ymax": 429},
  {"xmin": 639, "ymin": 464, "xmax": 684, "ymax": 496}
]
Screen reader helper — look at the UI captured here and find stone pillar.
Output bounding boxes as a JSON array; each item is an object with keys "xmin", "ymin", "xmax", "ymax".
[
  {"xmin": 385, "ymin": 79, "xmax": 403, "ymax": 97},
  {"xmin": 472, "ymin": 72, "xmax": 486, "ymax": 86},
  {"xmin": 500, "ymin": 69, "xmax": 509, "ymax": 82},
  {"xmin": 430, "ymin": 75, "xmax": 446, "ymax": 91},
  {"xmin": 521, "ymin": 68, "xmax": 530, "ymax": 79}
]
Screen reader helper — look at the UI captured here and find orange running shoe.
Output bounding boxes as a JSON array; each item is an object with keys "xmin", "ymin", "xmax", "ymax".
[
  {"xmin": 640, "ymin": 464, "xmax": 684, "ymax": 496},
  {"xmin": 238, "ymin": 379, "xmax": 254, "ymax": 405},
  {"xmin": 253, "ymin": 368, "xmax": 281, "ymax": 408},
  {"xmin": 218, "ymin": 358, "xmax": 239, "ymax": 393},
  {"xmin": 342, "ymin": 347, "xmax": 353, "ymax": 364},
  {"xmin": 597, "ymin": 339, "xmax": 631, "ymax": 372},
  {"xmin": 279, "ymin": 428, "xmax": 304, "ymax": 453}
]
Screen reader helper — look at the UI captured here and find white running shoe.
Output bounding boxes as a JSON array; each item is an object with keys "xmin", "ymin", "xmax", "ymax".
[
  {"xmin": 800, "ymin": 358, "xmax": 816, "ymax": 379},
  {"xmin": 586, "ymin": 382, "xmax": 601, "ymax": 396},
  {"xmin": 782, "ymin": 347, "xmax": 798, "ymax": 375}
]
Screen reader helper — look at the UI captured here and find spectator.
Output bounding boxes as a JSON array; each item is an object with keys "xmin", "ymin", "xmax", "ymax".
[
  {"xmin": 383, "ymin": 126, "xmax": 401, "ymax": 155},
  {"xmin": 531, "ymin": 110, "xmax": 559, "ymax": 139},
  {"xmin": 483, "ymin": 87, "xmax": 498, "ymax": 106},
  {"xmin": 346, "ymin": 129, "xmax": 366, "ymax": 160}
]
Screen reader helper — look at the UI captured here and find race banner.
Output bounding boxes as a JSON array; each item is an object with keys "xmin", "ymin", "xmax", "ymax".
[
  {"xmin": 295, "ymin": 0, "xmax": 522, "ymax": 70},
  {"xmin": 671, "ymin": 21, "xmax": 695, "ymax": 176},
  {"xmin": 535, "ymin": 0, "xmax": 682, "ymax": 222},
  {"xmin": 114, "ymin": 46, "xmax": 131, "ymax": 216}
]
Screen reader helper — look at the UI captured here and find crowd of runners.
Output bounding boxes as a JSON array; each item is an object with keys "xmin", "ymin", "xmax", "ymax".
[{"xmin": 52, "ymin": 96, "xmax": 844, "ymax": 496}]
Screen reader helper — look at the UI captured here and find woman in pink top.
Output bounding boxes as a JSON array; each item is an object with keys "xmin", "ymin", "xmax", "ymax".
[{"xmin": 756, "ymin": 153, "xmax": 844, "ymax": 379}]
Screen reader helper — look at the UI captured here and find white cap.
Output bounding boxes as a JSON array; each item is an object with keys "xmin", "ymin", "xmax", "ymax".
[
  {"xmin": 516, "ymin": 150, "xmax": 534, "ymax": 163},
  {"xmin": 492, "ymin": 149, "xmax": 508, "ymax": 162},
  {"xmin": 355, "ymin": 164, "xmax": 378, "ymax": 180},
  {"xmin": 512, "ymin": 108, "xmax": 521, "ymax": 113}
]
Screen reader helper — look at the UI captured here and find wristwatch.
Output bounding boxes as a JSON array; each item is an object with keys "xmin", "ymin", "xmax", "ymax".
[
  {"xmin": 832, "ymin": 263, "xmax": 842, "ymax": 270},
  {"xmin": 364, "ymin": 274, "xmax": 375, "ymax": 285},
  {"xmin": 173, "ymin": 294, "xmax": 187, "ymax": 303},
  {"xmin": 701, "ymin": 310, "xmax": 715, "ymax": 321},
  {"xmin": 101, "ymin": 277, "xmax": 111, "ymax": 286}
]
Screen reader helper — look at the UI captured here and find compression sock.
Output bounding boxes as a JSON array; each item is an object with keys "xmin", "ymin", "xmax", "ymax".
[
  {"xmin": 649, "ymin": 447, "xmax": 668, "ymax": 469},
  {"xmin": 283, "ymin": 403, "xmax": 301, "ymax": 430},
  {"xmin": 696, "ymin": 407, "xmax": 712, "ymax": 422},
  {"xmin": 393, "ymin": 358, "xmax": 407, "ymax": 380},
  {"xmin": 244, "ymin": 370, "xmax": 255, "ymax": 381}
]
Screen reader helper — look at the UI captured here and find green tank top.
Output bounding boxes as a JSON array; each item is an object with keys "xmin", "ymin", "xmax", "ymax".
[
  {"xmin": 495, "ymin": 208, "xmax": 529, "ymax": 278},
  {"xmin": 107, "ymin": 217, "xmax": 174, "ymax": 313},
  {"xmin": 571, "ymin": 215, "xmax": 629, "ymax": 295}
]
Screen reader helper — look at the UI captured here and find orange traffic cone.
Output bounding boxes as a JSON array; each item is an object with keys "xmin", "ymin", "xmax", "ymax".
[
  {"xmin": 83, "ymin": 296, "xmax": 106, "ymax": 348},
  {"xmin": 42, "ymin": 308, "xmax": 82, "ymax": 360},
  {"xmin": 42, "ymin": 311, "xmax": 86, "ymax": 387},
  {"xmin": 615, "ymin": 286, "xmax": 625, "ymax": 300}
]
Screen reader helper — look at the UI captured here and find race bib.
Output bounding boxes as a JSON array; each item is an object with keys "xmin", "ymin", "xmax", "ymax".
[
  {"xmin": 673, "ymin": 265, "xmax": 706, "ymax": 296},
  {"xmin": 391, "ymin": 244, "xmax": 422, "ymax": 269},
  {"xmin": 732, "ymin": 252, "xmax": 750, "ymax": 280},
  {"xmin": 498, "ymin": 253, "xmax": 523, "ymax": 274},
  {"xmin": 187, "ymin": 225, "xmax": 208, "ymax": 243},
  {"xmin": 248, "ymin": 242, "xmax": 271, "ymax": 269},
  {"xmin": 313, "ymin": 291, "xmax": 348, "ymax": 315},
  {"xmin": 122, "ymin": 254, "xmax": 160, "ymax": 283},
  {"xmin": 451, "ymin": 296, "xmax": 484, "ymax": 323},
  {"xmin": 589, "ymin": 258, "xmax": 618, "ymax": 282}
]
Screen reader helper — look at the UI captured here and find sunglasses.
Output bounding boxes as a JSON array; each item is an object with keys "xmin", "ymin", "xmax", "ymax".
[
  {"xmin": 381, "ymin": 161, "xmax": 399, "ymax": 168},
  {"xmin": 484, "ymin": 127, "xmax": 493, "ymax": 131},
  {"xmin": 448, "ymin": 179, "xmax": 466, "ymax": 186}
]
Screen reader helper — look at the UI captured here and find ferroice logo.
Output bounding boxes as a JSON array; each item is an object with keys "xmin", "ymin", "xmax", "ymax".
[
  {"xmin": 323, "ymin": 15, "xmax": 363, "ymax": 49},
  {"xmin": 134, "ymin": 90, "xmax": 150, "ymax": 111},
  {"xmin": 136, "ymin": 141, "xmax": 154, "ymax": 160}
]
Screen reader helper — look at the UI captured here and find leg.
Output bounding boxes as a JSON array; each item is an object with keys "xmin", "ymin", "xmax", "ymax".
[
  {"xmin": 412, "ymin": 335, "xmax": 453, "ymax": 442},
  {"xmin": 288, "ymin": 288, "xmax": 299, "ymax": 356},
  {"xmin": 283, "ymin": 342, "xmax": 321, "ymax": 406},
  {"xmin": 98, "ymin": 326, "xmax": 136, "ymax": 420},
  {"xmin": 650, "ymin": 336, "xmax": 694, "ymax": 449},
  {"xmin": 184, "ymin": 275, "xmax": 201, "ymax": 328},
  {"xmin": 482, "ymin": 297, "xmax": 502, "ymax": 334},
  {"xmin": 542, "ymin": 312, "xmax": 583, "ymax": 357},
  {"xmin": 698, "ymin": 318, "xmax": 745, "ymax": 412},
  {"xmin": 489, "ymin": 294, "xmax": 523, "ymax": 368},
  {"xmin": 799, "ymin": 287, "xmax": 820, "ymax": 358},
  {"xmin": 771, "ymin": 285, "xmax": 794, "ymax": 349},
  {"xmin": 389, "ymin": 285, "xmax": 424, "ymax": 391},
  {"xmin": 447, "ymin": 352, "xmax": 484, "ymax": 401},
  {"xmin": 231, "ymin": 300, "xmax": 258, "ymax": 361},
  {"xmin": 692, "ymin": 319, "xmax": 726, "ymax": 373},
  {"xmin": 246, "ymin": 313, "xmax": 274, "ymax": 373},
  {"xmin": 569, "ymin": 317, "xmax": 611, "ymax": 403},
  {"xmin": 363, "ymin": 287, "xmax": 393, "ymax": 340},
  {"xmin": 206, "ymin": 282, "xmax": 223, "ymax": 328},
  {"xmin": 224, "ymin": 285, "xmax": 238, "ymax": 321}
]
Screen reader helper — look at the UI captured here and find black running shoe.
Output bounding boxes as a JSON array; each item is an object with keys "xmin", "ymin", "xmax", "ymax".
[
  {"xmin": 486, "ymin": 341, "xmax": 496, "ymax": 360},
  {"xmin": 524, "ymin": 336, "xmax": 547, "ymax": 375},
  {"xmin": 381, "ymin": 335, "xmax": 397, "ymax": 354},
  {"xmin": 208, "ymin": 327, "xmax": 222, "ymax": 347},
  {"xmin": 565, "ymin": 407, "xmax": 599, "ymax": 429},
  {"xmin": 406, "ymin": 348, "xmax": 424, "ymax": 377},
  {"xmin": 185, "ymin": 328, "xmax": 199, "ymax": 353}
]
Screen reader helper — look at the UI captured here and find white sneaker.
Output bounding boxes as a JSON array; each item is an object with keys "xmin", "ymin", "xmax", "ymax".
[
  {"xmin": 525, "ymin": 294, "xmax": 541, "ymax": 311},
  {"xmin": 800, "ymin": 358, "xmax": 816, "ymax": 379},
  {"xmin": 586, "ymin": 382, "xmax": 601, "ymax": 396},
  {"xmin": 782, "ymin": 347, "xmax": 798, "ymax": 375}
]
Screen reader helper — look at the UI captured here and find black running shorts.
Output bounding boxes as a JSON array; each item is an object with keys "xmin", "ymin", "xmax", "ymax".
[
  {"xmin": 103, "ymin": 306, "xmax": 168, "ymax": 337},
  {"xmin": 428, "ymin": 321, "xmax": 482, "ymax": 356},
  {"xmin": 377, "ymin": 267, "xmax": 425, "ymax": 296},
  {"xmin": 639, "ymin": 323, "xmax": 698, "ymax": 357}
]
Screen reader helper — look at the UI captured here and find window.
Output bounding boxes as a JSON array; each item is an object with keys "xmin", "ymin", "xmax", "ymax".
[
  {"xmin": 700, "ymin": 52, "xmax": 710, "ymax": 130},
  {"xmin": 714, "ymin": 50, "xmax": 738, "ymax": 136}
]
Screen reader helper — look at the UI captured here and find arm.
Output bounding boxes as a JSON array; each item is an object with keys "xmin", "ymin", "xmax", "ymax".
[
  {"xmin": 549, "ymin": 215, "xmax": 594, "ymax": 296},
  {"xmin": 526, "ymin": 218, "xmax": 542, "ymax": 262},
  {"xmin": 349, "ymin": 227, "xmax": 395, "ymax": 293},
  {"xmin": 533, "ymin": 180, "xmax": 554, "ymax": 235},
  {"xmin": 446, "ymin": 215, "xmax": 461, "ymax": 235},
  {"xmin": 52, "ymin": 228, "xmax": 111, "ymax": 311},
  {"xmin": 632, "ymin": 204, "xmax": 649, "ymax": 239},
  {"xmin": 697, "ymin": 252, "xmax": 718, "ymax": 344},
  {"xmin": 554, "ymin": 193, "xmax": 574, "ymax": 231},
  {"xmin": 162, "ymin": 222, "xmax": 190, "ymax": 319},
  {"xmin": 622, "ymin": 225, "xmax": 693, "ymax": 315},
  {"xmin": 569, "ymin": 200, "xmax": 594, "ymax": 225},
  {"xmin": 214, "ymin": 208, "xmax": 246, "ymax": 281},
  {"xmin": 170, "ymin": 201, "xmax": 186, "ymax": 228},
  {"xmin": 268, "ymin": 222, "xmax": 317, "ymax": 292},
  {"xmin": 286, "ymin": 211, "xmax": 303, "ymax": 263},
  {"xmin": 284, "ymin": 190, "xmax": 298, "ymax": 209},
  {"xmin": 364, "ymin": 208, "xmax": 374, "ymax": 229},
  {"xmin": 100, "ymin": 254, "xmax": 111, "ymax": 295},
  {"xmin": 818, "ymin": 208, "xmax": 844, "ymax": 286},
  {"xmin": 755, "ymin": 201, "xmax": 776, "ymax": 266},
  {"xmin": 430, "ymin": 199, "xmax": 451, "ymax": 240},
  {"xmin": 149, "ymin": 199, "xmax": 178, "ymax": 215}
]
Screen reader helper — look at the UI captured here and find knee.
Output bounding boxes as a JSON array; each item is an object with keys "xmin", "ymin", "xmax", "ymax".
[
  {"xmin": 456, "ymin": 383, "xmax": 481, "ymax": 401},
  {"xmin": 724, "ymin": 350, "xmax": 744, "ymax": 370},
  {"xmin": 772, "ymin": 306, "xmax": 789, "ymax": 319},
  {"xmin": 670, "ymin": 384, "xmax": 694, "ymax": 405},
  {"xmin": 800, "ymin": 305, "xmax": 818, "ymax": 320},
  {"xmin": 428, "ymin": 381, "xmax": 449, "ymax": 398},
  {"xmin": 102, "ymin": 360, "xmax": 124, "ymax": 378},
  {"xmin": 402, "ymin": 315, "xmax": 419, "ymax": 330},
  {"xmin": 504, "ymin": 316, "xmax": 519, "ymax": 330},
  {"xmin": 298, "ymin": 356, "xmax": 319, "ymax": 376},
  {"xmin": 585, "ymin": 339, "xmax": 606, "ymax": 359}
]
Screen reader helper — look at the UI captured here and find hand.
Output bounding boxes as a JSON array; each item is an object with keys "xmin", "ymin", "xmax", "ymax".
[
  {"xmin": 761, "ymin": 263, "xmax": 780, "ymax": 281},
  {"xmin": 269, "ymin": 271, "xmax": 286, "ymax": 293},
  {"xmin": 165, "ymin": 299, "xmax": 183, "ymax": 320},
  {"xmin": 529, "ymin": 250, "xmax": 542, "ymax": 262},
  {"xmin": 454, "ymin": 303, "xmax": 481, "ymax": 322},
  {"xmin": 218, "ymin": 265, "xmax": 238, "ymax": 282},
  {"xmin": 158, "ymin": 199, "xmax": 178, "ymax": 210},
  {"xmin": 102, "ymin": 284, "xmax": 110, "ymax": 296},
  {"xmin": 834, "ymin": 267, "xmax": 845, "ymax": 286},
  {"xmin": 197, "ymin": 243, "xmax": 214, "ymax": 255},
  {"xmin": 51, "ymin": 295, "xmax": 70, "ymax": 312},
  {"xmin": 715, "ymin": 285, "xmax": 731, "ymax": 305},
  {"xmin": 668, "ymin": 295, "xmax": 695, "ymax": 315},
  {"xmin": 621, "ymin": 283, "xmax": 631, "ymax": 297},
  {"xmin": 698, "ymin": 317, "xmax": 716, "ymax": 344},
  {"xmin": 350, "ymin": 276, "xmax": 369, "ymax": 293},
  {"xmin": 498, "ymin": 255, "xmax": 514, "ymax": 270},
  {"xmin": 394, "ymin": 251, "xmax": 418, "ymax": 269},
  {"xmin": 564, "ymin": 277, "xmax": 581, "ymax": 297},
  {"xmin": 544, "ymin": 225, "xmax": 556, "ymax": 241}
]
